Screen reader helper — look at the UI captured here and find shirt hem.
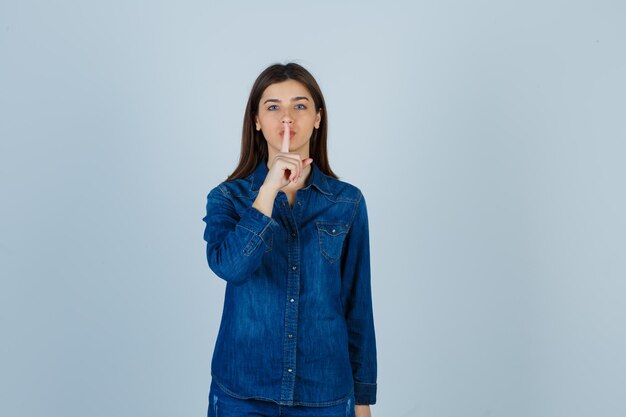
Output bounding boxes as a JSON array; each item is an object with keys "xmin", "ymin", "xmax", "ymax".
[{"xmin": 211, "ymin": 375, "xmax": 354, "ymax": 407}]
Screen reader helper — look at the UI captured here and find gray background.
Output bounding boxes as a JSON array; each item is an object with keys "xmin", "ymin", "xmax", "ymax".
[{"xmin": 1, "ymin": 1, "xmax": 625, "ymax": 416}]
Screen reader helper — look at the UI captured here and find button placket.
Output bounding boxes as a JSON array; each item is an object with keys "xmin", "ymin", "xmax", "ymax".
[{"xmin": 280, "ymin": 193, "xmax": 300, "ymax": 402}]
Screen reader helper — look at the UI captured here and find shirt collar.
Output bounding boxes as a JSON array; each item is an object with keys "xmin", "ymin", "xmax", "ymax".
[{"xmin": 249, "ymin": 159, "xmax": 332, "ymax": 196}]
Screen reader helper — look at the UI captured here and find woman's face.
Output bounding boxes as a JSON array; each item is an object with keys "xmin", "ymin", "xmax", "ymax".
[{"xmin": 255, "ymin": 79, "xmax": 321, "ymax": 155}]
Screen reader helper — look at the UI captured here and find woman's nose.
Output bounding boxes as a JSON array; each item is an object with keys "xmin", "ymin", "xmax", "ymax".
[{"xmin": 281, "ymin": 109, "xmax": 294, "ymax": 123}]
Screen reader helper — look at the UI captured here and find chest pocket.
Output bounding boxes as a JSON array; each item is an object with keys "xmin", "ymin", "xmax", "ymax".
[{"xmin": 316, "ymin": 222, "xmax": 349, "ymax": 263}]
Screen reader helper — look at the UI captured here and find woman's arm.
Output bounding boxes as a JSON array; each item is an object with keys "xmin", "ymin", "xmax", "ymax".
[
  {"xmin": 203, "ymin": 186, "xmax": 277, "ymax": 285},
  {"xmin": 341, "ymin": 192, "xmax": 378, "ymax": 406}
]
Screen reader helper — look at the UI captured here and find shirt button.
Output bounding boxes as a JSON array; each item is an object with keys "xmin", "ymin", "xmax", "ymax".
[
  {"xmin": 287, "ymin": 368, "xmax": 293, "ymax": 373},
  {"xmin": 290, "ymin": 298, "xmax": 295, "ymax": 303},
  {"xmin": 331, "ymin": 229, "xmax": 336, "ymax": 233},
  {"xmin": 292, "ymin": 266, "xmax": 297, "ymax": 270},
  {"xmin": 291, "ymin": 232, "xmax": 296, "ymax": 237},
  {"xmin": 288, "ymin": 334, "xmax": 293, "ymax": 338}
]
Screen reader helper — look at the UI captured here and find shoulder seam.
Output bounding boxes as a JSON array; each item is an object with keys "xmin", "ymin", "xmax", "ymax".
[
  {"xmin": 217, "ymin": 183, "xmax": 231, "ymax": 197},
  {"xmin": 348, "ymin": 190, "xmax": 364, "ymax": 228}
]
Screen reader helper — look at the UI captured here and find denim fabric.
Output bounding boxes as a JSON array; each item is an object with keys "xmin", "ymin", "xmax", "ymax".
[
  {"xmin": 202, "ymin": 160, "xmax": 377, "ymax": 406},
  {"xmin": 208, "ymin": 379, "xmax": 356, "ymax": 417}
]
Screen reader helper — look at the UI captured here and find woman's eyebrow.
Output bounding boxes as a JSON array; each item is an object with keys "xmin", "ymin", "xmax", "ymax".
[{"xmin": 263, "ymin": 96, "xmax": 310, "ymax": 104}]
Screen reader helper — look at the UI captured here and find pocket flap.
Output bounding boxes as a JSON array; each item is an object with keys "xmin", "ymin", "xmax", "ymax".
[{"xmin": 316, "ymin": 222, "xmax": 349, "ymax": 236}]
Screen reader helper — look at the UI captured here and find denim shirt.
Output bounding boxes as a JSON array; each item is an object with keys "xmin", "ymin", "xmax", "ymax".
[{"xmin": 202, "ymin": 159, "xmax": 377, "ymax": 407}]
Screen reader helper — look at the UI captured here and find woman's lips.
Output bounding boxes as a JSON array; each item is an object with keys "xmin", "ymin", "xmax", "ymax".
[{"xmin": 280, "ymin": 130, "xmax": 296, "ymax": 138}]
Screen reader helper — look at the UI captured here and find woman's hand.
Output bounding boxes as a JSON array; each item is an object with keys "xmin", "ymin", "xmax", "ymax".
[
  {"xmin": 253, "ymin": 122, "xmax": 313, "ymax": 217},
  {"xmin": 263, "ymin": 122, "xmax": 313, "ymax": 192},
  {"xmin": 355, "ymin": 404, "xmax": 372, "ymax": 417}
]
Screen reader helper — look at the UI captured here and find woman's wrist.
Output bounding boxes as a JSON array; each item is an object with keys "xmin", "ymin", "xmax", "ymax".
[
  {"xmin": 252, "ymin": 184, "xmax": 279, "ymax": 217},
  {"xmin": 259, "ymin": 182, "xmax": 280, "ymax": 194},
  {"xmin": 355, "ymin": 404, "xmax": 371, "ymax": 417}
]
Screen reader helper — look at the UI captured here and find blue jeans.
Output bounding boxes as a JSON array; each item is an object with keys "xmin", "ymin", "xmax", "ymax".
[{"xmin": 207, "ymin": 380, "xmax": 356, "ymax": 417}]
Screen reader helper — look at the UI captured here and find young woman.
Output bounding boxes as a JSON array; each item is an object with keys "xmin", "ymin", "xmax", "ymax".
[{"xmin": 202, "ymin": 63, "xmax": 377, "ymax": 417}]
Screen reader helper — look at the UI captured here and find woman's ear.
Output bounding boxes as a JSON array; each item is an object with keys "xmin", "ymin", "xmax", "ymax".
[
  {"xmin": 314, "ymin": 108, "xmax": 322, "ymax": 129},
  {"xmin": 255, "ymin": 115, "xmax": 261, "ymax": 131}
]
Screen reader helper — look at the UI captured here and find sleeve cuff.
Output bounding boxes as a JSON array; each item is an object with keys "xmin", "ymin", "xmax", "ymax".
[
  {"xmin": 354, "ymin": 381, "xmax": 377, "ymax": 405},
  {"xmin": 236, "ymin": 206, "xmax": 277, "ymax": 252}
]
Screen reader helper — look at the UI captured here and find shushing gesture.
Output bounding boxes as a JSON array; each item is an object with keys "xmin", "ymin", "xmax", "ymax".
[{"xmin": 263, "ymin": 122, "xmax": 314, "ymax": 191}]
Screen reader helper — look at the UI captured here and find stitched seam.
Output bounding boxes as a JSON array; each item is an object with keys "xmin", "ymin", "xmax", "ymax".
[
  {"xmin": 217, "ymin": 184, "xmax": 231, "ymax": 197},
  {"xmin": 348, "ymin": 191, "xmax": 362, "ymax": 230},
  {"xmin": 235, "ymin": 223, "xmax": 257, "ymax": 235},
  {"xmin": 321, "ymin": 194, "xmax": 358, "ymax": 204}
]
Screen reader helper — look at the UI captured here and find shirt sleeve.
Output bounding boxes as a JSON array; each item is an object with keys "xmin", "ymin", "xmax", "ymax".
[
  {"xmin": 340, "ymin": 191, "xmax": 378, "ymax": 405},
  {"xmin": 202, "ymin": 185, "xmax": 277, "ymax": 285}
]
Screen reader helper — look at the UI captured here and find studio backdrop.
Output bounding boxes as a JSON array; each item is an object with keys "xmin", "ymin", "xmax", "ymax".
[{"xmin": 1, "ymin": 1, "xmax": 625, "ymax": 416}]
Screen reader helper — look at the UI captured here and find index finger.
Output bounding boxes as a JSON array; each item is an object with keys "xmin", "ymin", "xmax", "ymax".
[{"xmin": 281, "ymin": 122, "xmax": 290, "ymax": 153}]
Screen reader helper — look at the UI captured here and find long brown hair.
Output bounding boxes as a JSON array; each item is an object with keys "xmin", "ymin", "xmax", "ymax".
[{"xmin": 226, "ymin": 62, "xmax": 338, "ymax": 181}]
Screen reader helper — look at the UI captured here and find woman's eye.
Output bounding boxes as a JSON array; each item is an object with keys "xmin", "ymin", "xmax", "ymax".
[
  {"xmin": 268, "ymin": 105, "xmax": 278, "ymax": 111},
  {"xmin": 295, "ymin": 104, "xmax": 306, "ymax": 110}
]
